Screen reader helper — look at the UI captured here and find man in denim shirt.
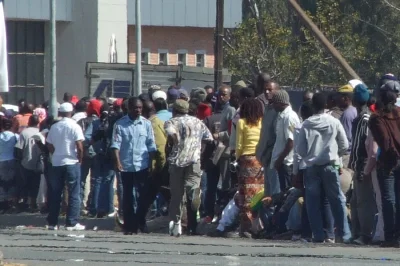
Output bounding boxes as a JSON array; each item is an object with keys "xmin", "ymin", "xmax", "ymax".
[{"xmin": 111, "ymin": 97, "xmax": 156, "ymax": 234}]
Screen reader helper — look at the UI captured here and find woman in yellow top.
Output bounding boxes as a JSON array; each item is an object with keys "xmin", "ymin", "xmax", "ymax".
[{"xmin": 235, "ymin": 98, "xmax": 264, "ymax": 237}]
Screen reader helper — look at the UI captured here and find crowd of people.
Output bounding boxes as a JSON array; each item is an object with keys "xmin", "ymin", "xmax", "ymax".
[{"xmin": 1, "ymin": 73, "xmax": 400, "ymax": 247}]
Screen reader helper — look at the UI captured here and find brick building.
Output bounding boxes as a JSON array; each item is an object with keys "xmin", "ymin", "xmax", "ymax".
[{"xmin": 3, "ymin": 0, "xmax": 242, "ymax": 103}]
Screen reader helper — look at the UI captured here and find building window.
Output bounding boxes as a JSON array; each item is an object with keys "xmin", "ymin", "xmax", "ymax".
[
  {"xmin": 141, "ymin": 52, "xmax": 148, "ymax": 64},
  {"xmin": 178, "ymin": 53, "xmax": 186, "ymax": 66},
  {"xmin": 196, "ymin": 54, "xmax": 205, "ymax": 67},
  {"xmin": 3, "ymin": 21, "xmax": 45, "ymax": 104},
  {"xmin": 158, "ymin": 49, "xmax": 169, "ymax": 65},
  {"xmin": 177, "ymin": 49, "xmax": 188, "ymax": 66}
]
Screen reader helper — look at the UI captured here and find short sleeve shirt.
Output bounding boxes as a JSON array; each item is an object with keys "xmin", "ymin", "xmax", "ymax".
[
  {"xmin": 270, "ymin": 105, "xmax": 300, "ymax": 168},
  {"xmin": 15, "ymin": 127, "xmax": 40, "ymax": 170},
  {"xmin": 46, "ymin": 117, "xmax": 84, "ymax": 166}
]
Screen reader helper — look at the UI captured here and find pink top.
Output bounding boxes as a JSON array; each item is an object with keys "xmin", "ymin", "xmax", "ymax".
[{"xmin": 363, "ymin": 128, "xmax": 379, "ymax": 175}]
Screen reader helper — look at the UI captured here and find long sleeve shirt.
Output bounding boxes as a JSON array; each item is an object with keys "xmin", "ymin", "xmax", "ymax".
[
  {"xmin": 363, "ymin": 128, "xmax": 378, "ymax": 175},
  {"xmin": 235, "ymin": 118, "xmax": 262, "ymax": 160}
]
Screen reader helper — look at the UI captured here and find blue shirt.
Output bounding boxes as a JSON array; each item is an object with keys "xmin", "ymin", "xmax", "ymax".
[
  {"xmin": 0, "ymin": 131, "xmax": 18, "ymax": 162},
  {"xmin": 156, "ymin": 110, "xmax": 172, "ymax": 122},
  {"xmin": 111, "ymin": 115, "xmax": 156, "ymax": 172}
]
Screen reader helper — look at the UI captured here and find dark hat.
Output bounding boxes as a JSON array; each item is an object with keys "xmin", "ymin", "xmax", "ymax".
[
  {"xmin": 173, "ymin": 99, "xmax": 189, "ymax": 114},
  {"xmin": 167, "ymin": 88, "xmax": 179, "ymax": 101},
  {"xmin": 353, "ymin": 84, "xmax": 370, "ymax": 103},
  {"xmin": 381, "ymin": 80, "xmax": 400, "ymax": 93}
]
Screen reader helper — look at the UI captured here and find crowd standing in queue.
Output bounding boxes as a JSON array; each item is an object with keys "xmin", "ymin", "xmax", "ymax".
[{"xmin": 1, "ymin": 75, "xmax": 400, "ymax": 248}]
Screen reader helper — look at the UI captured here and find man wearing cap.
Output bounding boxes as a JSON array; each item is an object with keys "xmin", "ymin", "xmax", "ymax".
[
  {"xmin": 164, "ymin": 99, "xmax": 213, "ymax": 237},
  {"xmin": 152, "ymin": 90, "xmax": 167, "ymax": 102},
  {"xmin": 46, "ymin": 102, "xmax": 85, "ymax": 231},
  {"xmin": 167, "ymin": 88, "xmax": 179, "ymax": 110},
  {"xmin": 348, "ymin": 84, "xmax": 376, "ymax": 245},
  {"xmin": 111, "ymin": 97, "xmax": 156, "ymax": 234},
  {"xmin": 270, "ymin": 90, "xmax": 300, "ymax": 192},
  {"xmin": 178, "ymin": 88, "xmax": 190, "ymax": 101},
  {"xmin": 337, "ymin": 85, "xmax": 358, "ymax": 168}
]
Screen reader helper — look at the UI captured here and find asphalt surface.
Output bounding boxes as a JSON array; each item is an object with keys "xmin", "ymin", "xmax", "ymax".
[{"xmin": 1, "ymin": 226, "xmax": 400, "ymax": 266}]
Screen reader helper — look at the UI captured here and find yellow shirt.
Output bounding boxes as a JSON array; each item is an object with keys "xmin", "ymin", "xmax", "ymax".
[{"xmin": 236, "ymin": 118, "xmax": 262, "ymax": 160}]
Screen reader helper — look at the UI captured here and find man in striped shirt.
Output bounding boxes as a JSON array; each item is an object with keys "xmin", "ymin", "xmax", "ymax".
[{"xmin": 348, "ymin": 84, "xmax": 376, "ymax": 245}]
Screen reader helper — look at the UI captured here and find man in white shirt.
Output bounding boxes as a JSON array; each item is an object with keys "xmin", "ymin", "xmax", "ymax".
[
  {"xmin": 270, "ymin": 90, "xmax": 300, "ymax": 193},
  {"xmin": 46, "ymin": 102, "xmax": 85, "ymax": 231}
]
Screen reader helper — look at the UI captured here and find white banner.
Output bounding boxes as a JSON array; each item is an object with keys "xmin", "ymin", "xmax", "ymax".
[{"xmin": 0, "ymin": 0, "xmax": 8, "ymax": 92}]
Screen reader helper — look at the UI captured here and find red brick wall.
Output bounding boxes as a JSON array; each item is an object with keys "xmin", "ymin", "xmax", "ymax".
[{"xmin": 128, "ymin": 26, "xmax": 215, "ymax": 68}]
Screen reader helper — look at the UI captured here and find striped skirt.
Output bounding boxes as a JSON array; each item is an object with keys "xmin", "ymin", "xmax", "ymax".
[{"xmin": 237, "ymin": 155, "xmax": 264, "ymax": 232}]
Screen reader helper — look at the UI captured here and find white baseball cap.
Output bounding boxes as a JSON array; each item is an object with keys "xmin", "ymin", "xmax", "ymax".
[
  {"xmin": 152, "ymin": 90, "xmax": 167, "ymax": 101},
  {"xmin": 59, "ymin": 102, "xmax": 74, "ymax": 113}
]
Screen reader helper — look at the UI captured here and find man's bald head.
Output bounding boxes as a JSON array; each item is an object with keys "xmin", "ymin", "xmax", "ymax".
[
  {"xmin": 266, "ymin": 82, "xmax": 280, "ymax": 103},
  {"xmin": 142, "ymin": 100, "xmax": 155, "ymax": 119}
]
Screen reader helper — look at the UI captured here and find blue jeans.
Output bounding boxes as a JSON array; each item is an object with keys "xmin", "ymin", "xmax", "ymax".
[
  {"xmin": 264, "ymin": 167, "xmax": 280, "ymax": 197},
  {"xmin": 377, "ymin": 165, "xmax": 400, "ymax": 242},
  {"xmin": 305, "ymin": 164, "xmax": 351, "ymax": 242},
  {"xmin": 89, "ymin": 155, "xmax": 115, "ymax": 215},
  {"xmin": 47, "ymin": 163, "xmax": 81, "ymax": 226}
]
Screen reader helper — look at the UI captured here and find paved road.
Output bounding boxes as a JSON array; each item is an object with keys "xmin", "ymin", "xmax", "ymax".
[{"xmin": 1, "ymin": 227, "xmax": 400, "ymax": 266}]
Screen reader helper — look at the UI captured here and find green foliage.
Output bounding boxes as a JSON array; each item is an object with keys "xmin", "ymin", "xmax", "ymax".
[{"xmin": 225, "ymin": 0, "xmax": 400, "ymax": 87}]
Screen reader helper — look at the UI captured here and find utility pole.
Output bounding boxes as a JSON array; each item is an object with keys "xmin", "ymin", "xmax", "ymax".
[
  {"xmin": 49, "ymin": 0, "xmax": 57, "ymax": 118},
  {"xmin": 135, "ymin": 0, "xmax": 142, "ymax": 96},
  {"xmin": 214, "ymin": 0, "xmax": 224, "ymax": 90},
  {"xmin": 288, "ymin": 0, "xmax": 361, "ymax": 81}
]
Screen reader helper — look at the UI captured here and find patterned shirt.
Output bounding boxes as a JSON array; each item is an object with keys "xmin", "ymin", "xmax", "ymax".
[{"xmin": 164, "ymin": 114, "xmax": 212, "ymax": 167}]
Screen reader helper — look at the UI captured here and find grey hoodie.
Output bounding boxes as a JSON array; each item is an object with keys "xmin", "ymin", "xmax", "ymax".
[{"xmin": 297, "ymin": 113, "xmax": 348, "ymax": 167}]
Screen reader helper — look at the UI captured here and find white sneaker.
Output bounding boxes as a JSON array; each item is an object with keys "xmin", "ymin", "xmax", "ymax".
[
  {"xmin": 169, "ymin": 221, "xmax": 182, "ymax": 237},
  {"xmin": 107, "ymin": 211, "xmax": 116, "ymax": 218},
  {"xmin": 66, "ymin": 223, "xmax": 85, "ymax": 231},
  {"xmin": 325, "ymin": 238, "xmax": 335, "ymax": 244},
  {"xmin": 47, "ymin": 225, "xmax": 58, "ymax": 231}
]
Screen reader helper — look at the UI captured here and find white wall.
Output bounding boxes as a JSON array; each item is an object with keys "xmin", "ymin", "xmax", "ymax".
[
  {"xmin": 97, "ymin": 0, "xmax": 128, "ymax": 63},
  {"xmin": 5, "ymin": 0, "xmax": 72, "ymax": 21},
  {"xmin": 128, "ymin": 0, "xmax": 242, "ymax": 28},
  {"xmin": 44, "ymin": 0, "xmax": 98, "ymax": 100}
]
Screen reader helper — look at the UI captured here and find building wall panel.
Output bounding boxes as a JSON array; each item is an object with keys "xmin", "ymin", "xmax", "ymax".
[
  {"xmin": 128, "ymin": 0, "xmax": 242, "ymax": 28},
  {"xmin": 5, "ymin": 0, "xmax": 72, "ymax": 21}
]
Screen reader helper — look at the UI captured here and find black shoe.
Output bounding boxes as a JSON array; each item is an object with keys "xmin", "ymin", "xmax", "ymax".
[
  {"xmin": 123, "ymin": 231, "xmax": 134, "ymax": 235},
  {"xmin": 87, "ymin": 212, "xmax": 97, "ymax": 218},
  {"xmin": 139, "ymin": 224, "xmax": 149, "ymax": 234},
  {"xmin": 380, "ymin": 240, "xmax": 400, "ymax": 248},
  {"xmin": 207, "ymin": 229, "xmax": 226, "ymax": 238}
]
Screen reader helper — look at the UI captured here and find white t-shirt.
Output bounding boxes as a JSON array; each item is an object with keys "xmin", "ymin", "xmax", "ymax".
[
  {"xmin": 47, "ymin": 117, "xmax": 84, "ymax": 166},
  {"xmin": 270, "ymin": 105, "xmax": 300, "ymax": 169}
]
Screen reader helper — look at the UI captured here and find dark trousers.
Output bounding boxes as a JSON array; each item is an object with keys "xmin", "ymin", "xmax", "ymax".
[
  {"xmin": 21, "ymin": 167, "xmax": 41, "ymax": 205},
  {"xmin": 278, "ymin": 164, "xmax": 293, "ymax": 193},
  {"xmin": 121, "ymin": 169, "xmax": 148, "ymax": 233},
  {"xmin": 47, "ymin": 163, "xmax": 81, "ymax": 226},
  {"xmin": 377, "ymin": 166, "xmax": 400, "ymax": 242},
  {"xmin": 80, "ymin": 157, "xmax": 93, "ymax": 208},
  {"xmin": 204, "ymin": 164, "xmax": 219, "ymax": 218}
]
